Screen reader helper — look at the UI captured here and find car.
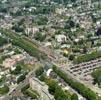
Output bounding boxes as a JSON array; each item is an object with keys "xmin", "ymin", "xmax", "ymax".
[{"xmin": 13, "ymin": 89, "xmax": 16, "ymax": 92}]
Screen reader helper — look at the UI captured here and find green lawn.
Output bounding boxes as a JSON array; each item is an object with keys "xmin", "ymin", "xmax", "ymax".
[
  {"xmin": 26, "ymin": 87, "xmax": 39, "ymax": 99},
  {"xmin": 21, "ymin": 84, "xmax": 39, "ymax": 100},
  {"xmin": 0, "ymin": 85, "xmax": 9, "ymax": 95}
]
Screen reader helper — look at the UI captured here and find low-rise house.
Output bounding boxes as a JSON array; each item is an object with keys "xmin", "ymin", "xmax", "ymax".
[
  {"xmin": 45, "ymin": 42, "xmax": 52, "ymax": 48},
  {"xmin": 55, "ymin": 34, "xmax": 66, "ymax": 43},
  {"xmin": 74, "ymin": 38, "xmax": 80, "ymax": 43},
  {"xmin": 46, "ymin": 69, "xmax": 53, "ymax": 77},
  {"xmin": 0, "ymin": 43, "xmax": 12, "ymax": 51},
  {"xmin": 25, "ymin": 27, "xmax": 39, "ymax": 36},
  {"xmin": 3, "ymin": 54, "xmax": 26, "ymax": 68}
]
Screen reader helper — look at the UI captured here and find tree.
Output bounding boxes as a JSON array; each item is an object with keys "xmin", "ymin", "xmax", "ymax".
[
  {"xmin": 47, "ymin": 79, "xmax": 71, "ymax": 100},
  {"xmin": 12, "ymin": 24, "xmax": 24, "ymax": 32},
  {"xmin": 91, "ymin": 14, "xmax": 97, "ymax": 23},
  {"xmin": 0, "ymin": 85, "xmax": 9, "ymax": 94},
  {"xmin": 48, "ymin": 80, "xmax": 57, "ymax": 94},
  {"xmin": 34, "ymin": 32, "xmax": 46, "ymax": 42},
  {"xmin": 69, "ymin": 20, "xmax": 75, "ymax": 27},
  {"xmin": 36, "ymin": 16, "xmax": 48, "ymax": 25},
  {"xmin": 73, "ymin": 51, "xmax": 101, "ymax": 64},
  {"xmin": 39, "ymin": 74, "xmax": 45, "ymax": 82},
  {"xmin": 35, "ymin": 67, "xmax": 44, "ymax": 77},
  {"xmin": 53, "ymin": 66, "xmax": 98, "ymax": 100},
  {"xmin": 17, "ymin": 74, "xmax": 26, "ymax": 83},
  {"xmin": 71, "ymin": 0, "xmax": 77, "ymax": 3},
  {"xmin": 91, "ymin": 68, "xmax": 101, "ymax": 86},
  {"xmin": 55, "ymin": 86, "xmax": 70, "ymax": 100},
  {"xmin": 11, "ymin": 65, "xmax": 21, "ymax": 75},
  {"xmin": 71, "ymin": 93, "xmax": 78, "ymax": 100},
  {"xmin": 21, "ymin": 84, "xmax": 30, "ymax": 94},
  {"xmin": 0, "ymin": 36, "xmax": 8, "ymax": 46},
  {"xmin": 83, "ymin": 46, "xmax": 87, "ymax": 53},
  {"xmin": 0, "ymin": 8, "xmax": 7, "ymax": 13},
  {"xmin": 69, "ymin": 54, "xmax": 75, "ymax": 61},
  {"xmin": 65, "ymin": 20, "xmax": 75, "ymax": 29}
]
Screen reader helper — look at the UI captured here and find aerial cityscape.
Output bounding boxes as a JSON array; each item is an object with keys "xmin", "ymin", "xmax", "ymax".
[{"xmin": 0, "ymin": 0, "xmax": 101, "ymax": 100}]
